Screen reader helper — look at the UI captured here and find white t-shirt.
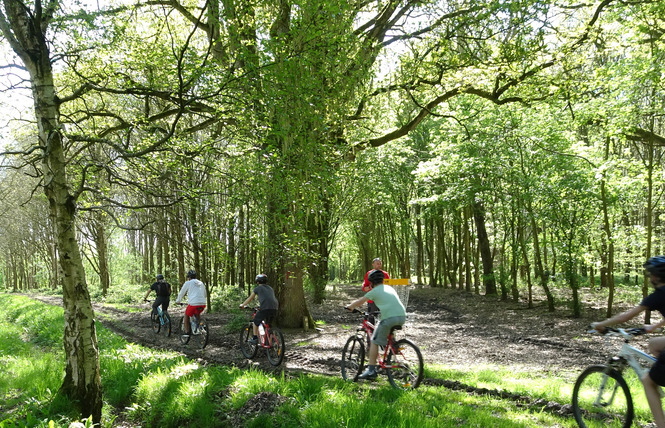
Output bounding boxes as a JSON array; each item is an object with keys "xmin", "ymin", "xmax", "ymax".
[{"xmin": 176, "ymin": 279, "xmax": 207, "ymax": 306}]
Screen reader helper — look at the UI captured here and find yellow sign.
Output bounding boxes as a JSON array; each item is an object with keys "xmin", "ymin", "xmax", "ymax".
[{"xmin": 384, "ymin": 278, "xmax": 409, "ymax": 286}]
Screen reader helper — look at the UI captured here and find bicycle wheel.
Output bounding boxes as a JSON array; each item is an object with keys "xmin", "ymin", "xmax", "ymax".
[
  {"xmin": 163, "ymin": 312, "xmax": 171, "ymax": 337},
  {"xmin": 386, "ymin": 338, "xmax": 424, "ymax": 390},
  {"xmin": 266, "ymin": 328, "xmax": 285, "ymax": 366},
  {"xmin": 191, "ymin": 319, "xmax": 209, "ymax": 349},
  {"xmin": 572, "ymin": 364, "xmax": 633, "ymax": 428},
  {"xmin": 239, "ymin": 324, "xmax": 258, "ymax": 358},
  {"xmin": 179, "ymin": 317, "xmax": 190, "ymax": 345},
  {"xmin": 151, "ymin": 312, "xmax": 160, "ymax": 334},
  {"xmin": 341, "ymin": 335, "xmax": 365, "ymax": 381}
]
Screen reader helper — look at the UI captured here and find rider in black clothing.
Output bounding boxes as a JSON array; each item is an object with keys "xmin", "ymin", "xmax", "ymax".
[{"xmin": 143, "ymin": 274, "xmax": 172, "ymax": 318}]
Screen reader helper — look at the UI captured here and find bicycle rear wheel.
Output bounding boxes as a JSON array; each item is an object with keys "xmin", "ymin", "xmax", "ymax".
[
  {"xmin": 341, "ymin": 336, "xmax": 365, "ymax": 381},
  {"xmin": 163, "ymin": 312, "xmax": 171, "ymax": 337},
  {"xmin": 266, "ymin": 328, "xmax": 285, "ymax": 366},
  {"xmin": 191, "ymin": 319, "xmax": 208, "ymax": 349},
  {"xmin": 239, "ymin": 324, "xmax": 258, "ymax": 358},
  {"xmin": 151, "ymin": 312, "xmax": 160, "ymax": 334},
  {"xmin": 386, "ymin": 338, "xmax": 423, "ymax": 390},
  {"xmin": 572, "ymin": 364, "xmax": 633, "ymax": 428},
  {"xmin": 179, "ymin": 317, "xmax": 190, "ymax": 345}
]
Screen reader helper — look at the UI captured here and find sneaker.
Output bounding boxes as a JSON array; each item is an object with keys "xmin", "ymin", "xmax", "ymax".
[
  {"xmin": 182, "ymin": 334, "xmax": 190, "ymax": 338},
  {"xmin": 358, "ymin": 367, "xmax": 378, "ymax": 380},
  {"xmin": 248, "ymin": 336, "xmax": 258, "ymax": 345}
]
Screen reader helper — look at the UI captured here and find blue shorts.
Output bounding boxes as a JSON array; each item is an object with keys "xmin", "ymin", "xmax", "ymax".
[{"xmin": 371, "ymin": 316, "xmax": 406, "ymax": 346}]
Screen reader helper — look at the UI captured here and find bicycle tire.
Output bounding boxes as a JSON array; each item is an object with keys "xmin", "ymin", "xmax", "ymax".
[
  {"xmin": 191, "ymin": 318, "xmax": 208, "ymax": 349},
  {"xmin": 239, "ymin": 324, "xmax": 258, "ymax": 358},
  {"xmin": 386, "ymin": 338, "xmax": 424, "ymax": 390},
  {"xmin": 341, "ymin": 335, "xmax": 365, "ymax": 381},
  {"xmin": 266, "ymin": 328, "xmax": 285, "ymax": 366},
  {"xmin": 164, "ymin": 312, "xmax": 171, "ymax": 337},
  {"xmin": 572, "ymin": 364, "xmax": 633, "ymax": 428},
  {"xmin": 179, "ymin": 317, "xmax": 190, "ymax": 345},
  {"xmin": 151, "ymin": 312, "xmax": 160, "ymax": 334}
]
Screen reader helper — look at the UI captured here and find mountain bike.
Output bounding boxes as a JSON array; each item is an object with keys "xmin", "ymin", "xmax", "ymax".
[
  {"xmin": 341, "ymin": 308, "xmax": 423, "ymax": 390},
  {"xmin": 177, "ymin": 304, "xmax": 209, "ymax": 349},
  {"xmin": 239, "ymin": 307, "xmax": 285, "ymax": 366},
  {"xmin": 146, "ymin": 300, "xmax": 171, "ymax": 336},
  {"xmin": 572, "ymin": 327, "xmax": 657, "ymax": 427}
]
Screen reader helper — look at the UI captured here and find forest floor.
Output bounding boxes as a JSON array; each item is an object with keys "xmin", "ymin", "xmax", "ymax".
[{"xmin": 33, "ymin": 284, "xmax": 646, "ymax": 417}]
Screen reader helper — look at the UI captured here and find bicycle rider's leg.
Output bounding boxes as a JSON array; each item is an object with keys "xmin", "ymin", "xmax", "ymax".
[
  {"xmin": 650, "ymin": 337, "xmax": 665, "ymax": 357},
  {"xmin": 642, "ymin": 372, "xmax": 665, "ymax": 428},
  {"xmin": 367, "ymin": 342, "xmax": 379, "ymax": 366},
  {"xmin": 161, "ymin": 297, "xmax": 170, "ymax": 314},
  {"xmin": 151, "ymin": 299, "xmax": 160, "ymax": 316}
]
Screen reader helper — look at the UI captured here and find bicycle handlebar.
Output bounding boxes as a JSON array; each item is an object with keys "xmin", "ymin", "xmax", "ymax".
[{"xmin": 589, "ymin": 326, "xmax": 647, "ymax": 339}]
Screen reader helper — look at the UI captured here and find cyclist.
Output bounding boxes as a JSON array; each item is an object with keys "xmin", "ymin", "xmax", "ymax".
[
  {"xmin": 143, "ymin": 274, "xmax": 171, "ymax": 319},
  {"xmin": 175, "ymin": 270, "xmax": 207, "ymax": 338},
  {"xmin": 346, "ymin": 269, "xmax": 405, "ymax": 380},
  {"xmin": 362, "ymin": 257, "xmax": 390, "ymax": 321},
  {"xmin": 239, "ymin": 273, "xmax": 279, "ymax": 345},
  {"xmin": 591, "ymin": 256, "xmax": 665, "ymax": 428}
]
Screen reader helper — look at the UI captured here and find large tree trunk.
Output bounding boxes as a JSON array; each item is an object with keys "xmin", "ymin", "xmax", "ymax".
[{"xmin": 0, "ymin": 1, "xmax": 103, "ymax": 421}]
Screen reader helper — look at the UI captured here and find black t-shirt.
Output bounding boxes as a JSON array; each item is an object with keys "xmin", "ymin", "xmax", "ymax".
[
  {"xmin": 640, "ymin": 286, "xmax": 665, "ymax": 317},
  {"xmin": 151, "ymin": 281, "xmax": 172, "ymax": 297}
]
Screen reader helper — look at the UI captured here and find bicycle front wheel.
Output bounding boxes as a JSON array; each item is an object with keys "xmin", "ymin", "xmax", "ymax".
[
  {"xmin": 341, "ymin": 336, "xmax": 365, "ymax": 381},
  {"xmin": 266, "ymin": 328, "xmax": 285, "ymax": 366},
  {"xmin": 386, "ymin": 338, "xmax": 424, "ymax": 390},
  {"xmin": 179, "ymin": 317, "xmax": 190, "ymax": 345},
  {"xmin": 191, "ymin": 319, "xmax": 209, "ymax": 349},
  {"xmin": 239, "ymin": 324, "xmax": 258, "ymax": 358},
  {"xmin": 151, "ymin": 313, "xmax": 160, "ymax": 334},
  {"xmin": 572, "ymin": 364, "xmax": 633, "ymax": 428}
]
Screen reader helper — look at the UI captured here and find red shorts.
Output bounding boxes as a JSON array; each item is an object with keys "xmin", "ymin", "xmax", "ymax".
[{"xmin": 185, "ymin": 305, "xmax": 206, "ymax": 317}]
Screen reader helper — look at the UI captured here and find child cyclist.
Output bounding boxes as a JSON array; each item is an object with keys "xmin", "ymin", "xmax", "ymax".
[
  {"xmin": 239, "ymin": 274, "xmax": 279, "ymax": 345},
  {"xmin": 591, "ymin": 256, "xmax": 665, "ymax": 428},
  {"xmin": 175, "ymin": 270, "xmax": 207, "ymax": 338},
  {"xmin": 345, "ymin": 269, "xmax": 406, "ymax": 380}
]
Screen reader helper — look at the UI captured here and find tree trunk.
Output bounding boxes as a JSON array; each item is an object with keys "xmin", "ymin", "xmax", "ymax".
[
  {"xmin": 0, "ymin": 2, "xmax": 103, "ymax": 421},
  {"xmin": 472, "ymin": 201, "xmax": 497, "ymax": 295}
]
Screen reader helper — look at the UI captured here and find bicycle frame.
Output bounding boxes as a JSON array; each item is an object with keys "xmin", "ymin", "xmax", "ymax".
[
  {"xmin": 614, "ymin": 342, "xmax": 656, "ymax": 379},
  {"xmin": 355, "ymin": 311, "xmax": 397, "ymax": 368},
  {"xmin": 250, "ymin": 308, "xmax": 274, "ymax": 349}
]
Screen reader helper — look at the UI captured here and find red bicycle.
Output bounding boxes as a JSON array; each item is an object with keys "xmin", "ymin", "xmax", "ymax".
[
  {"xmin": 239, "ymin": 307, "xmax": 285, "ymax": 366},
  {"xmin": 341, "ymin": 309, "xmax": 423, "ymax": 390}
]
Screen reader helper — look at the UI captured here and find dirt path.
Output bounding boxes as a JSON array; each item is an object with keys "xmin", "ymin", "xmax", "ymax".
[{"xmin": 33, "ymin": 285, "xmax": 640, "ymax": 419}]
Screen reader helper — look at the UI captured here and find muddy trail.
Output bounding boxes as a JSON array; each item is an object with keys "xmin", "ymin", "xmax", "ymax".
[{"xmin": 32, "ymin": 285, "xmax": 640, "ymax": 421}]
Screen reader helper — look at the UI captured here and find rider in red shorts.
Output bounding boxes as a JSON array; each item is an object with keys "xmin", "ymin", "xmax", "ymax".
[{"xmin": 175, "ymin": 270, "xmax": 207, "ymax": 337}]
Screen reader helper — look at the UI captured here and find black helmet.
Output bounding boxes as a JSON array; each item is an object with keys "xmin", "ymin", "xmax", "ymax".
[
  {"xmin": 186, "ymin": 270, "xmax": 196, "ymax": 279},
  {"xmin": 156, "ymin": 274, "xmax": 164, "ymax": 280},
  {"xmin": 255, "ymin": 274, "xmax": 268, "ymax": 284},
  {"xmin": 644, "ymin": 257, "xmax": 665, "ymax": 281},
  {"xmin": 368, "ymin": 269, "xmax": 385, "ymax": 285}
]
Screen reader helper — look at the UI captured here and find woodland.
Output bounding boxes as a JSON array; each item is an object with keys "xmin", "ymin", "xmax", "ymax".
[{"xmin": 0, "ymin": 0, "xmax": 664, "ymax": 424}]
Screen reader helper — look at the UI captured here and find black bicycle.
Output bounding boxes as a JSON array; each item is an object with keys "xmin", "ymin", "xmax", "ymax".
[
  {"xmin": 146, "ymin": 300, "xmax": 171, "ymax": 337},
  {"xmin": 239, "ymin": 307, "xmax": 285, "ymax": 366}
]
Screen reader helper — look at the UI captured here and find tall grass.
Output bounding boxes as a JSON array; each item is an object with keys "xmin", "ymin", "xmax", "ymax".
[{"xmin": 0, "ymin": 293, "xmax": 654, "ymax": 427}]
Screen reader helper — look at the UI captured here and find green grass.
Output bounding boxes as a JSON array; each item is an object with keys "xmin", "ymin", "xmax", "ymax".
[{"xmin": 0, "ymin": 292, "xmax": 654, "ymax": 427}]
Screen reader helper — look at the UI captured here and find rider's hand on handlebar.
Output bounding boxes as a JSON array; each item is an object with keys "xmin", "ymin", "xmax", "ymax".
[
  {"xmin": 239, "ymin": 304, "xmax": 246, "ymax": 309},
  {"xmin": 590, "ymin": 322, "xmax": 607, "ymax": 334}
]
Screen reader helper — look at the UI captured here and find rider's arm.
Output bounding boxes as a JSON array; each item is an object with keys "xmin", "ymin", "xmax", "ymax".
[
  {"xmin": 175, "ymin": 283, "xmax": 188, "ymax": 304},
  {"xmin": 645, "ymin": 317, "xmax": 665, "ymax": 333},
  {"xmin": 143, "ymin": 288, "xmax": 152, "ymax": 301},
  {"xmin": 240, "ymin": 292, "xmax": 256, "ymax": 308},
  {"xmin": 346, "ymin": 296, "xmax": 369, "ymax": 311},
  {"xmin": 593, "ymin": 305, "xmax": 646, "ymax": 331}
]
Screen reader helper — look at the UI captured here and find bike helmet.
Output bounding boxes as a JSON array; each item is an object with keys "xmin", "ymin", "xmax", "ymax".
[
  {"xmin": 368, "ymin": 269, "xmax": 385, "ymax": 285},
  {"xmin": 255, "ymin": 274, "xmax": 268, "ymax": 284},
  {"xmin": 644, "ymin": 256, "xmax": 665, "ymax": 281},
  {"xmin": 156, "ymin": 274, "xmax": 164, "ymax": 280},
  {"xmin": 186, "ymin": 270, "xmax": 197, "ymax": 279}
]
